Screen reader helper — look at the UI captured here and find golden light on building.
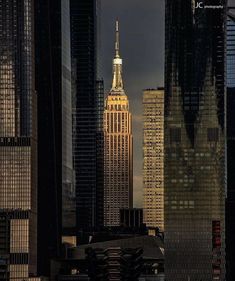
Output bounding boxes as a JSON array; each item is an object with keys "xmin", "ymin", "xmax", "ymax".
[
  {"xmin": 103, "ymin": 21, "xmax": 133, "ymax": 226},
  {"xmin": 143, "ymin": 88, "xmax": 164, "ymax": 232},
  {"xmin": 0, "ymin": 1, "xmax": 37, "ymax": 279}
]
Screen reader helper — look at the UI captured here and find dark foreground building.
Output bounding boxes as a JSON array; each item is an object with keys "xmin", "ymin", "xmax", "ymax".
[
  {"xmin": 86, "ymin": 247, "xmax": 143, "ymax": 281},
  {"xmin": 51, "ymin": 236, "xmax": 164, "ymax": 281},
  {"xmin": 70, "ymin": 0, "xmax": 103, "ymax": 232},
  {"xmin": 35, "ymin": 0, "xmax": 75, "ymax": 276},
  {"xmin": 165, "ymin": 0, "xmax": 227, "ymax": 280},
  {"xmin": 226, "ymin": 7, "xmax": 235, "ymax": 281}
]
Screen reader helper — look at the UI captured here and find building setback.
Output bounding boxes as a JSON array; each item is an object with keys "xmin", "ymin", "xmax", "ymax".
[
  {"xmin": 165, "ymin": 0, "xmax": 226, "ymax": 280},
  {"xmin": 103, "ymin": 21, "xmax": 133, "ymax": 226},
  {"xmin": 143, "ymin": 89, "xmax": 164, "ymax": 232},
  {"xmin": 0, "ymin": 0, "xmax": 37, "ymax": 278},
  {"xmin": 226, "ymin": 7, "xmax": 235, "ymax": 281}
]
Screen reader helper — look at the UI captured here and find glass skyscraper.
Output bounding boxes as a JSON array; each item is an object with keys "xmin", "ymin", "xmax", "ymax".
[
  {"xmin": 227, "ymin": 9, "xmax": 235, "ymax": 87},
  {"xmin": 61, "ymin": 0, "xmax": 75, "ymax": 239},
  {"xmin": 70, "ymin": 0, "xmax": 104, "ymax": 231},
  {"xmin": 226, "ymin": 7, "xmax": 235, "ymax": 281},
  {"xmin": 165, "ymin": 0, "xmax": 226, "ymax": 280},
  {"xmin": 0, "ymin": 0, "xmax": 37, "ymax": 279}
]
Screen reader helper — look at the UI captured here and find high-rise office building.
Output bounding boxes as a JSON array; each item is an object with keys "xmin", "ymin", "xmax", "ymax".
[
  {"xmin": 226, "ymin": 7, "xmax": 235, "ymax": 281},
  {"xmin": 0, "ymin": 0, "xmax": 37, "ymax": 279},
  {"xmin": 70, "ymin": 0, "xmax": 104, "ymax": 231},
  {"xmin": 35, "ymin": 0, "xmax": 75, "ymax": 275},
  {"xmin": 165, "ymin": 1, "xmax": 226, "ymax": 280},
  {"xmin": 143, "ymin": 89, "xmax": 164, "ymax": 232},
  {"xmin": 103, "ymin": 21, "xmax": 133, "ymax": 226}
]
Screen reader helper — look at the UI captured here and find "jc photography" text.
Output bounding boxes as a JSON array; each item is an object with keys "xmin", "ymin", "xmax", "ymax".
[{"xmin": 195, "ymin": 2, "xmax": 224, "ymax": 9}]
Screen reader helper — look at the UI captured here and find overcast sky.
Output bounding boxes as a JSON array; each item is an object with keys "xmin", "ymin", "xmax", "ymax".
[{"xmin": 100, "ymin": 0, "xmax": 232, "ymax": 207}]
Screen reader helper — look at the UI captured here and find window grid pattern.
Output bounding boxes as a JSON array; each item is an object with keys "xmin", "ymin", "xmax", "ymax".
[
  {"xmin": 165, "ymin": 1, "xmax": 226, "ymax": 280},
  {"xmin": 143, "ymin": 89, "xmax": 164, "ymax": 231},
  {"xmin": 227, "ymin": 14, "xmax": 235, "ymax": 88},
  {"xmin": 104, "ymin": 94, "xmax": 133, "ymax": 226},
  {"xmin": 0, "ymin": 146, "xmax": 30, "ymax": 209},
  {"xmin": 10, "ymin": 219, "xmax": 29, "ymax": 254},
  {"xmin": 0, "ymin": 0, "xmax": 37, "ymax": 279}
]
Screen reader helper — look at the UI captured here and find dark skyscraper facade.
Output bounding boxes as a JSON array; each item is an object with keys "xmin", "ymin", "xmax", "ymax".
[
  {"xmin": 61, "ymin": 0, "xmax": 76, "ymax": 239},
  {"xmin": 226, "ymin": 7, "xmax": 235, "ymax": 281},
  {"xmin": 165, "ymin": 1, "xmax": 227, "ymax": 280},
  {"xmin": 0, "ymin": 0, "xmax": 37, "ymax": 279},
  {"xmin": 70, "ymin": 0, "xmax": 103, "ymax": 231},
  {"xmin": 35, "ymin": 0, "xmax": 75, "ymax": 275}
]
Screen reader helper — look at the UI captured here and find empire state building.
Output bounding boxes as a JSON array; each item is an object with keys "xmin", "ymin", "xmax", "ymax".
[{"xmin": 104, "ymin": 21, "xmax": 133, "ymax": 226}]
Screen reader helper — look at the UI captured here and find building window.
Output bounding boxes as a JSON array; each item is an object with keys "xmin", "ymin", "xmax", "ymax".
[
  {"xmin": 170, "ymin": 128, "xmax": 181, "ymax": 143},
  {"xmin": 207, "ymin": 128, "xmax": 219, "ymax": 142}
]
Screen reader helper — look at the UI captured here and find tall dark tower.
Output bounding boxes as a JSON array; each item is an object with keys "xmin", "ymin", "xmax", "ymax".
[
  {"xmin": 70, "ymin": 0, "xmax": 103, "ymax": 231},
  {"xmin": 35, "ymin": 0, "xmax": 75, "ymax": 275},
  {"xmin": 0, "ymin": 0, "xmax": 37, "ymax": 279},
  {"xmin": 165, "ymin": 1, "xmax": 227, "ymax": 280},
  {"xmin": 226, "ymin": 7, "xmax": 235, "ymax": 281}
]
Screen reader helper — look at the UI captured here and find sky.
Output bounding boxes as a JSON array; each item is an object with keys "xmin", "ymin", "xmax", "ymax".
[
  {"xmin": 100, "ymin": 0, "xmax": 233, "ymax": 207},
  {"xmin": 100, "ymin": 0, "xmax": 165, "ymax": 207}
]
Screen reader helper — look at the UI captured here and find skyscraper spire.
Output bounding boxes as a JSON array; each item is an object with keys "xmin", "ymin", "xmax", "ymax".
[
  {"xmin": 115, "ymin": 20, "xmax": 120, "ymax": 58},
  {"xmin": 111, "ymin": 20, "xmax": 124, "ymax": 93}
]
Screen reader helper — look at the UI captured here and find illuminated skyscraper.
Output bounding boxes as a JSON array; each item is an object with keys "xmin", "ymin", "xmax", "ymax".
[
  {"xmin": 0, "ymin": 0, "xmax": 37, "ymax": 279},
  {"xmin": 165, "ymin": 0, "xmax": 226, "ymax": 280},
  {"xmin": 143, "ymin": 88, "xmax": 164, "ymax": 232},
  {"xmin": 104, "ymin": 21, "xmax": 133, "ymax": 226}
]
